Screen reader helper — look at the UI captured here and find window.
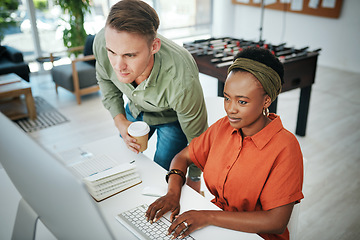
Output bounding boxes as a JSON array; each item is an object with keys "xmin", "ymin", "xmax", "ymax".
[
  {"xmin": 2, "ymin": 0, "xmax": 212, "ymax": 73},
  {"xmin": 144, "ymin": 0, "xmax": 212, "ymax": 40}
]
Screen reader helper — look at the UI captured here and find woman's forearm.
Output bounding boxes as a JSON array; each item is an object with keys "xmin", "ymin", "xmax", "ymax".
[{"xmin": 205, "ymin": 202, "xmax": 294, "ymax": 234}]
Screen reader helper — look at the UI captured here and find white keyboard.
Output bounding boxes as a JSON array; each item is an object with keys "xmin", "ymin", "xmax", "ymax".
[{"xmin": 116, "ymin": 204, "xmax": 195, "ymax": 240}]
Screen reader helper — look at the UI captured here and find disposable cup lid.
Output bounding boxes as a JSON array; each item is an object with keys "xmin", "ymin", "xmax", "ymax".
[{"xmin": 128, "ymin": 121, "xmax": 150, "ymax": 137}]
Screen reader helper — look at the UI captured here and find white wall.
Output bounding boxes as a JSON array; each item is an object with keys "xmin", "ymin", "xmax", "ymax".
[{"xmin": 212, "ymin": 0, "xmax": 360, "ymax": 74}]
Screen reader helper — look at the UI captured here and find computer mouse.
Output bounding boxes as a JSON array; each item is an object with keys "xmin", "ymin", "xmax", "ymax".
[{"xmin": 141, "ymin": 185, "xmax": 167, "ymax": 197}]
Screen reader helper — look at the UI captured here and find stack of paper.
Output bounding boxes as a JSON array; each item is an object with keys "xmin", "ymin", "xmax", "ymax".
[
  {"xmin": 66, "ymin": 153, "xmax": 141, "ymax": 201},
  {"xmin": 83, "ymin": 163, "xmax": 142, "ymax": 201}
]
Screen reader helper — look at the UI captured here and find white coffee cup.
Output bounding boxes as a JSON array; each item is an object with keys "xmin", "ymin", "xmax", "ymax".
[{"xmin": 127, "ymin": 121, "xmax": 150, "ymax": 152}]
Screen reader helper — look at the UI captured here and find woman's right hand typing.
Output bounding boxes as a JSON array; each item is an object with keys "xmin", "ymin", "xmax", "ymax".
[{"xmin": 145, "ymin": 191, "xmax": 181, "ymax": 223}]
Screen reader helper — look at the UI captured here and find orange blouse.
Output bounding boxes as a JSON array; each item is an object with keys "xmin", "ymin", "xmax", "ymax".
[{"xmin": 188, "ymin": 114, "xmax": 304, "ymax": 240}]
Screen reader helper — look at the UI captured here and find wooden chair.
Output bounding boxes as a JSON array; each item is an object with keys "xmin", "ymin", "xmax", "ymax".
[{"xmin": 50, "ymin": 35, "xmax": 99, "ymax": 104}]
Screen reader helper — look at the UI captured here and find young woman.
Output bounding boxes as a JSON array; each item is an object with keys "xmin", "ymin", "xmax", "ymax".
[{"xmin": 146, "ymin": 47, "xmax": 304, "ymax": 240}]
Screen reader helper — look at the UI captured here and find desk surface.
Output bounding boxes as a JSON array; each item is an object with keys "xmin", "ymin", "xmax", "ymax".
[{"xmin": 65, "ymin": 135, "xmax": 261, "ymax": 240}]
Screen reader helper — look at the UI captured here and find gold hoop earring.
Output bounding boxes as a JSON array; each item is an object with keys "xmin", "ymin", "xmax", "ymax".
[{"xmin": 263, "ymin": 107, "xmax": 269, "ymax": 117}]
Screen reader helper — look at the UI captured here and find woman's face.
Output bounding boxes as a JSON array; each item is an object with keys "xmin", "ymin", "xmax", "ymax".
[{"xmin": 224, "ymin": 70, "xmax": 271, "ymax": 136}]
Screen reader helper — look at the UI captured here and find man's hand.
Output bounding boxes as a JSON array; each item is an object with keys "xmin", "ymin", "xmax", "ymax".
[{"xmin": 113, "ymin": 114, "xmax": 141, "ymax": 153}]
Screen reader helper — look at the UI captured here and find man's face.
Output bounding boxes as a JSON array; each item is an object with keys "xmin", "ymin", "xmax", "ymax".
[{"xmin": 105, "ymin": 27, "xmax": 158, "ymax": 84}]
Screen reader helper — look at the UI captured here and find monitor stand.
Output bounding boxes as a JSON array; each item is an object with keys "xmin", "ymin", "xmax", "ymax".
[{"xmin": 12, "ymin": 198, "xmax": 39, "ymax": 240}]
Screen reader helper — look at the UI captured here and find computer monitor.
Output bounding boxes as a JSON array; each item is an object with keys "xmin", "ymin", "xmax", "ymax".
[{"xmin": 0, "ymin": 113, "xmax": 115, "ymax": 239}]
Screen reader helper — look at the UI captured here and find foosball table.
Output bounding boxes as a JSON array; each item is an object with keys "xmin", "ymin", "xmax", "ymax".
[{"xmin": 183, "ymin": 37, "xmax": 320, "ymax": 136}]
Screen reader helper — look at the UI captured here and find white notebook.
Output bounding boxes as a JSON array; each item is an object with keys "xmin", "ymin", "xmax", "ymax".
[
  {"xmin": 68, "ymin": 153, "xmax": 118, "ymax": 178},
  {"xmin": 66, "ymin": 153, "xmax": 142, "ymax": 201}
]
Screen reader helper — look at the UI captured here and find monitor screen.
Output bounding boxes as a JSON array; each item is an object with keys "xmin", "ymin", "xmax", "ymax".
[{"xmin": 0, "ymin": 113, "xmax": 115, "ymax": 239}]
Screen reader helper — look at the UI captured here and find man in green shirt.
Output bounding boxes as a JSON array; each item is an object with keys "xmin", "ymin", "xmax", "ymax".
[{"xmin": 93, "ymin": 0, "xmax": 208, "ymax": 190}]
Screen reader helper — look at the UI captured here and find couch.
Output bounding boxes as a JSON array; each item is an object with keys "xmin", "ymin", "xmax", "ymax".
[{"xmin": 0, "ymin": 45, "xmax": 30, "ymax": 82}]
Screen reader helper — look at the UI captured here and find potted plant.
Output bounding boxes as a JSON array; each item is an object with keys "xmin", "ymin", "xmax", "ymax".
[
  {"xmin": 55, "ymin": 0, "xmax": 91, "ymax": 55},
  {"xmin": 0, "ymin": 0, "xmax": 19, "ymax": 42}
]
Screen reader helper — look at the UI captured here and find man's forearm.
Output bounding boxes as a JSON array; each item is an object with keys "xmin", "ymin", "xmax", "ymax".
[{"xmin": 113, "ymin": 114, "xmax": 129, "ymax": 136}]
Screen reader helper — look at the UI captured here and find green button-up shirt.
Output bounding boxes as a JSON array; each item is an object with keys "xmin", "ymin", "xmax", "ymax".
[{"xmin": 93, "ymin": 28, "xmax": 208, "ymax": 142}]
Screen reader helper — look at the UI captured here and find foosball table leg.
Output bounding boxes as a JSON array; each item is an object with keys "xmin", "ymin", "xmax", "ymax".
[
  {"xmin": 218, "ymin": 81, "xmax": 224, "ymax": 97},
  {"xmin": 296, "ymin": 86, "xmax": 312, "ymax": 137}
]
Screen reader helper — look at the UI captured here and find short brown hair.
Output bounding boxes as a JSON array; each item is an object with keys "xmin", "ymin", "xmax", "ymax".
[{"xmin": 106, "ymin": 0, "xmax": 160, "ymax": 43}]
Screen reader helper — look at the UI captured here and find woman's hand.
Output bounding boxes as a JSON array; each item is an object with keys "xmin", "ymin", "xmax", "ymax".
[
  {"xmin": 146, "ymin": 192, "xmax": 181, "ymax": 223},
  {"xmin": 168, "ymin": 210, "xmax": 210, "ymax": 239}
]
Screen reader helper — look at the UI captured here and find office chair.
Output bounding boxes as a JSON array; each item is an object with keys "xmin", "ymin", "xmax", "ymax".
[
  {"xmin": 205, "ymin": 96, "xmax": 226, "ymax": 126},
  {"xmin": 51, "ymin": 34, "xmax": 99, "ymax": 104},
  {"xmin": 287, "ymin": 157, "xmax": 307, "ymax": 240}
]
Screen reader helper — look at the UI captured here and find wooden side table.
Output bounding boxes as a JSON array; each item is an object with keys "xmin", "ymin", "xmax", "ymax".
[{"xmin": 0, "ymin": 74, "xmax": 37, "ymax": 120}]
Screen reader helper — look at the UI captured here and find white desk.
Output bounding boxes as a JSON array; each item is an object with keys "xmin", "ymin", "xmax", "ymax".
[{"xmin": 68, "ymin": 135, "xmax": 261, "ymax": 240}]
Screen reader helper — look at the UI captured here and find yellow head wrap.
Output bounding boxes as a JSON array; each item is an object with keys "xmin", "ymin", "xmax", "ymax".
[{"xmin": 227, "ymin": 58, "xmax": 282, "ymax": 102}]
